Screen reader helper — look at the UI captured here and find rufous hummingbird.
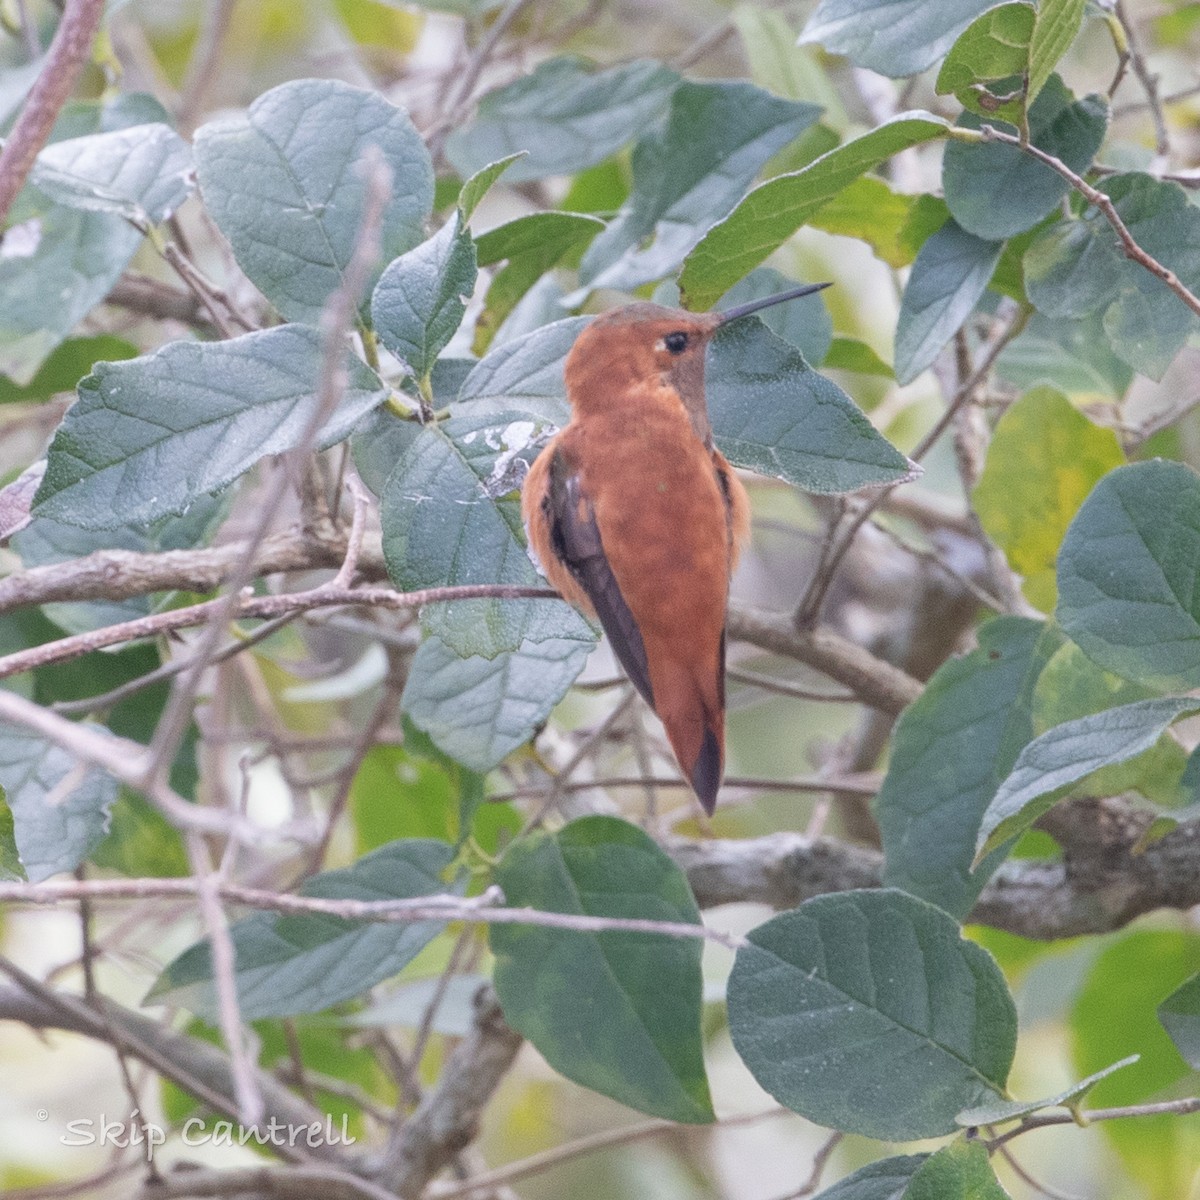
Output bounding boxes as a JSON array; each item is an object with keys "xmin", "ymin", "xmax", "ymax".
[{"xmin": 522, "ymin": 282, "xmax": 831, "ymax": 814}]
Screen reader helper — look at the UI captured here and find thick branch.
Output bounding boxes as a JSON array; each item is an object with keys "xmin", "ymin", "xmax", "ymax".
[
  {"xmin": 0, "ymin": 529, "xmax": 379, "ymax": 615},
  {"xmin": 673, "ymin": 796, "xmax": 1200, "ymax": 939},
  {"xmin": 727, "ymin": 605, "xmax": 922, "ymax": 715},
  {"xmin": 370, "ymin": 985, "xmax": 524, "ymax": 1195}
]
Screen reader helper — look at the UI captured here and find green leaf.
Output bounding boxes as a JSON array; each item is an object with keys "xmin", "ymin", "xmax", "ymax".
[
  {"xmin": 194, "ymin": 79, "xmax": 433, "ymax": 323},
  {"xmin": 894, "ymin": 219, "xmax": 1003, "ymax": 384},
  {"xmin": 942, "ymin": 79, "xmax": 1108, "ymax": 240},
  {"xmin": 0, "ymin": 335, "xmax": 137, "ymax": 405},
  {"xmin": 716, "ymin": 267, "xmax": 833, "ymax": 366},
  {"xmin": 445, "ymin": 58, "xmax": 679, "ymax": 184},
  {"xmin": 1158, "ymin": 972, "xmax": 1200, "ymax": 1070},
  {"xmin": 799, "ymin": 0, "xmax": 1001, "ymax": 77},
  {"xmin": 733, "ymin": 7, "xmax": 850, "ymax": 129},
  {"xmin": 491, "ymin": 816, "xmax": 713, "ymax": 1123},
  {"xmin": 147, "ymin": 839, "xmax": 456, "ymax": 1020},
  {"xmin": 33, "ymin": 325, "xmax": 388, "ymax": 529},
  {"xmin": 810, "ymin": 1156, "xmax": 928, "ymax": 1200},
  {"xmin": 727, "ymin": 889, "xmax": 1017, "ymax": 1140},
  {"xmin": 1028, "ymin": 0, "xmax": 1089, "ymax": 105},
  {"xmin": 973, "ymin": 387, "xmax": 1125, "ymax": 611},
  {"xmin": 457, "ymin": 152, "xmax": 524, "ymax": 220},
  {"xmin": 902, "ymin": 1141, "xmax": 1008, "ymax": 1200},
  {"xmin": 579, "ymin": 80, "xmax": 820, "ymax": 293},
  {"xmin": 0, "ymin": 801, "xmax": 25, "ymax": 882},
  {"xmin": 823, "ymin": 336, "xmax": 894, "ymax": 377},
  {"xmin": 936, "ymin": 3, "xmax": 1035, "ymax": 123},
  {"xmin": 957, "ymin": 1055, "xmax": 1140, "ymax": 1125},
  {"xmin": 402, "ymin": 632, "xmax": 593, "ymax": 772},
  {"xmin": 1056, "ymin": 460, "xmax": 1200, "ymax": 690},
  {"xmin": 806, "ymin": 177, "xmax": 941, "ymax": 269},
  {"xmin": 0, "ymin": 725, "xmax": 119, "ymax": 882},
  {"xmin": 994, "ymin": 310, "xmax": 1133, "ymax": 401},
  {"xmin": 976, "ymin": 696, "xmax": 1200, "ymax": 861},
  {"xmin": 372, "ymin": 212, "xmax": 477, "ymax": 380},
  {"xmin": 707, "ymin": 320, "xmax": 914, "ymax": 493},
  {"xmin": 369, "ymin": 407, "xmax": 590, "ymax": 657},
  {"xmin": 1024, "ymin": 172, "xmax": 1200, "ymax": 379},
  {"xmin": 0, "ymin": 203, "xmax": 142, "ymax": 386},
  {"xmin": 1031, "ymin": 640, "xmax": 1189, "ymax": 809},
  {"xmin": 877, "ymin": 617, "xmax": 1063, "ymax": 918},
  {"xmin": 472, "ymin": 212, "xmax": 602, "ymax": 352},
  {"xmin": 1072, "ymin": 930, "xmax": 1200, "ymax": 1195},
  {"xmin": 680, "ymin": 112, "xmax": 950, "ymax": 310},
  {"xmin": 456, "ymin": 316, "xmax": 583, "ymax": 423},
  {"xmin": 31, "ymin": 123, "xmax": 193, "ymax": 226}
]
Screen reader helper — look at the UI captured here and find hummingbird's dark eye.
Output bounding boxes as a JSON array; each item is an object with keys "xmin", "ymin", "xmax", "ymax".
[{"xmin": 663, "ymin": 331, "xmax": 689, "ymax": 354}]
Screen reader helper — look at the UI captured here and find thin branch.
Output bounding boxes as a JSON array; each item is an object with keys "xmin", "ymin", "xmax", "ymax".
[
  {"xmin": 986, "ymin": 1095, "xmax": 1200, "ymax": 1149},
  {"xmin": 767, "ymin": 1131, "xmax": 843, "ymax": 1200},
  {"xmin": 144, "ymin": 155, "xmax": 395, "ymax": 792},
  {"xmin": 1113, "ymin": 0, "xmax": 1169, "ymax": 161},
  {"xmin": 795, "ymin": 303, "xmax": 1027, "ymax": 627},
  {"xmin": 138, "ymin": 1163, "xmax": 401, "ymax": 1200},
  {"xmin": 430, "ymin": 1107, "xmax": 791, "ymax": 1198},
  {"xmin": 184, "ymin": 830, "xmax": 263, "ymax": 1126},
  {"xmin": 0, "ymin": 879, "xmax": 748, "ymax": 950},
  {"xmin": 975, "ymin": 123, "xmax": 1200, "ymax": 318},
  {"xmin": 0, "ymin": 0, "xmax": 107, "ymax": 226},
  {"xmin": 0, "ymin": 688, "xmax": 265, "ymax": 840},
  {"xmin": 175, "ymin": 0, "xmax": 238, "ymax": 133},
  {"xmin": 0, "ymin": 975, "xmax": 334, "ymax": 1162},
  {"xmin": 0, "ymin": 582, "xmax": 555, "ymax": 681},
  {"xmin": 0, "ymin": 527, "xmax": 379, "ymax": 615},
  {"xmin": 425, "ymin": 0, "xmax": 536, "ymax": 163}
]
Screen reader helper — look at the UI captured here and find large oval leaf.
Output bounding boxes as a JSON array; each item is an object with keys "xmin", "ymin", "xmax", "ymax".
[
  {"xmin": 490, "ymin": 816, "xmax": 714, "ymax": 1123},
  {"xmin": 1057, "ymin": 460, "xmax": 1200, "ymax": 690},
  {"xmin": 33, "ymin": 326, "xmax": 388, "ymax": 529},
  {"xmin": 195, "ymin": 79, "xmax": 432, "ymax": 323},
  {"xmin": 147, "ymin": 839, "xmax": 456, "ymax": 1020},
  {"xmin": 727, "ymin": 889, "xmax": 1016, "ymax": 1140}
]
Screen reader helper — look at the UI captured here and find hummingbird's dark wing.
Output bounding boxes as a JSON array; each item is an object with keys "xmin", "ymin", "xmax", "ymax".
[{"xmin": 543, "ymin": 450, "xmax": 656, "ymax": 709}]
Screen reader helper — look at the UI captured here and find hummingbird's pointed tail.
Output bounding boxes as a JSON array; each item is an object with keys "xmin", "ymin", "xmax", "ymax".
[{"xmin": 653, "ymin": 656, "xmax": 726, "ymax": 816}]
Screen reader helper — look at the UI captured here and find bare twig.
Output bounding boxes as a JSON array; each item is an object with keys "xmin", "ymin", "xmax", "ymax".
[
  {"xmin": 767, "ymin": 1131, "xmax": 843, "ymax": 1200},
  {"xmin": 1113, "ymin": 0, "xmax": 1169, "ymax": 162},
  {"xmin": 175, "ymin": 0, "xmax": 238, "ymax": 133},
  {"xmin": 0, "ymin": 689, "xmax": 265, "ymax": 840},
  {"xmin": 0, "ymin": 0, "xmax": 107, "ymax": 226},
  {"xmin": 138, "ymin": 1164, "xmax": 400, "ymax": 1200},
  {"xmin": 0, "ymin": 878, "xmax": 747, "ymax": 950},
  {"xmin": 143, "ymin": 151, "xmax": 395, "ymax": 791},
  {"xmin": 795, "ymin": 303, "xmax": 1027, "ymax": 627},
  {"xmin": 184, "ymin": 830, "xmax": 263, "ymax": 1126},
  {"xmin": 0, "ymin": 972, "xmax": 333, "ymax": 1161},
  {"xmin": 975, "ymin": 124, "xmax": 1200, "ymax": 318},
  {"xmin": 425, "ymin": 0, "xmax": 537, "ymax": 162},
  {"xmin": 430, "ymin": 1107, "xmax": 791, "ymax": 1198},
  {"xmin": 0, "ymin": 582, "xmax": 555, "ymax": 681}
]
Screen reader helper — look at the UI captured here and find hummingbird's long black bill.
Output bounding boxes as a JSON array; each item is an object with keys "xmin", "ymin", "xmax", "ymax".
[{"xmin": 717, "ymin": 280, "xmax": 833, "ymax": 324}]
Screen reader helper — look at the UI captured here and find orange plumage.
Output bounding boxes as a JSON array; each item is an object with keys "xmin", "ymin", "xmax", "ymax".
[{"xmin": 522, "ymin": 303, "xmax": 750, "ymax": 813}]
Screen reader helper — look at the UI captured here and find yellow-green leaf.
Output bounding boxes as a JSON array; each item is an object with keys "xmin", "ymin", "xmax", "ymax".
[{"xmin": 973, "ymin": 386, "xmax": 1124, "ymax": 610}]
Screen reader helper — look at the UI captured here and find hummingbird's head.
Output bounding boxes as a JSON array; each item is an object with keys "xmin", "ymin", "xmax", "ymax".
[{"xmin": 564, "ymin": 282, "xmax": 832, "ymax": 445}]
